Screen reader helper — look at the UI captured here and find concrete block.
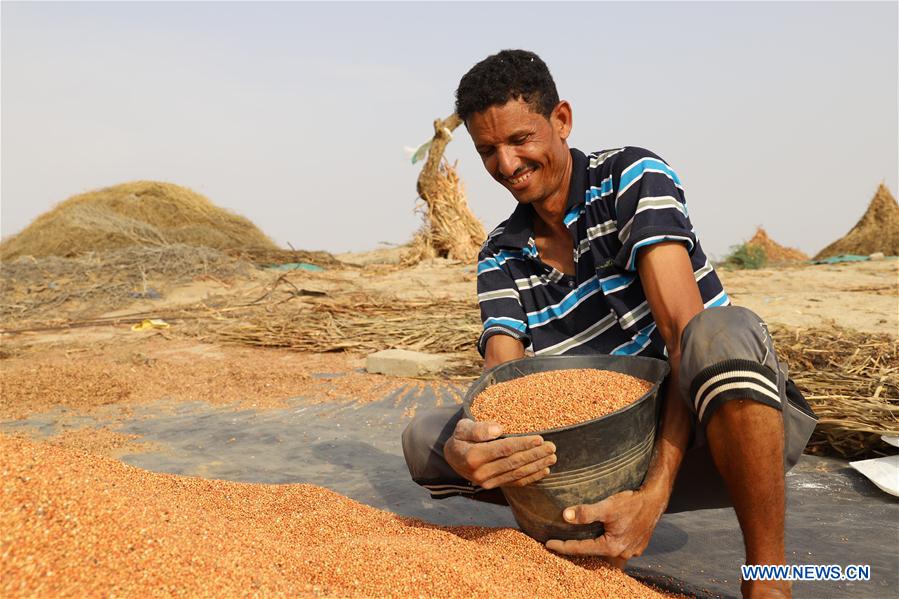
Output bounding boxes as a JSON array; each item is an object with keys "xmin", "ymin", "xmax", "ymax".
[
  {"xmin": 365, "ymin": 349, "xmax": 447, "ymax": 377},
  {"xmin": 869, "ymin": 252, "xmax": 885, "ymax": 261}
]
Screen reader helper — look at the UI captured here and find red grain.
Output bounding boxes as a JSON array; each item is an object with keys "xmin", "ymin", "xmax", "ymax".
[
  {"xmin": 0, "ymin": 434, "xmax": 674, "ymax": 598},
  {"xmin": 471, "ymin": 369, "xmax": 653, "ymax": 433}
]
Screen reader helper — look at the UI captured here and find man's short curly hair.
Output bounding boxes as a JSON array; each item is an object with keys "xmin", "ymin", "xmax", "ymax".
[{"xmin": 455, "ymin": 49, "xmax": 560, "ymax": 123}]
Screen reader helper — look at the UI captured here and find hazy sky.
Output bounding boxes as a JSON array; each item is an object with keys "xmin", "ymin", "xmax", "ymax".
[{"xmin": 2, "ymin": 1, "xmax": 897, "ymax": 259}]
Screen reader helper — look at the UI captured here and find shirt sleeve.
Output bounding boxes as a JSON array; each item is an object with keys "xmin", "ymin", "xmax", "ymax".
[
  {"xmin": 476, "ymin": 244, "xmax": 531, "ymax": 357},
  {"xmin": 612, "ymin": 147, "xmax": 697, "ymax": 272}
]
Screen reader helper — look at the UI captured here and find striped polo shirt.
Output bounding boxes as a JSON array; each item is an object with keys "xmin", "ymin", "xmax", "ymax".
[{"xmin": 477, "ymin": 146, "xmax": 729, "ymax": 359}]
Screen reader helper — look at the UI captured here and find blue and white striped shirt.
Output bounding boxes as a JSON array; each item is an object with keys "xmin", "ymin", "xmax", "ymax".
[{"xmin": 477, "ymin": 146, "xmax": 729, "ymax": 358}]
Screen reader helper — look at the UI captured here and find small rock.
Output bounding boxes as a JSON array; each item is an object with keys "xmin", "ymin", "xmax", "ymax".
[
  {"xmin": 365, "ymin": 349, "xmax": 447, "ymax": 377},
  {"xmin": 869, "ymin": 252, "xmax": 885, "ymax": 261}
]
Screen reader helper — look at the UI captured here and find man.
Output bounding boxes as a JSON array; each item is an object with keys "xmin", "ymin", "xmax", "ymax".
[{"xmin": 402, "ymin": 50, "xmax": 817, "ymax": 599}]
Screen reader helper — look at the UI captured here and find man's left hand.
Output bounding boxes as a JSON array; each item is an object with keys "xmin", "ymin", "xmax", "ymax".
[{"xmin": 545, "ymin": 486, "xmax": 667, "ymax": 560}]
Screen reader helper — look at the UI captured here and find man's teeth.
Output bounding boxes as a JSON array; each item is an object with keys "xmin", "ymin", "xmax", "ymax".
[{"xmin": 509, "ymin": 169, "xmax": 534, "ymax": 185}]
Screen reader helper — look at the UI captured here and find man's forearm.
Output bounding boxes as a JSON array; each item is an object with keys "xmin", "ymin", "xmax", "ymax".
[
  {"xmin": 640, "ymin": 352, "xmax": 691, "ymax": 505},
  {"xmin": 633, "ymin": 243, "xmax": 704, "ymax": 505}
]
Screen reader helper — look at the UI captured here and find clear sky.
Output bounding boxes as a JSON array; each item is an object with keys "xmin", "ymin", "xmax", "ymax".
[{"xmin": 2, "ymin": 1, "xmax": 897, "ymax": 259}]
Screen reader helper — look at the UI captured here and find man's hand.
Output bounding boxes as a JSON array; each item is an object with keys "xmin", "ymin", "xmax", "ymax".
[
  {"xmin": 444, "ymin": 418, "xmax": 557, "ymax": 489},
  {"xmin": 545, "ymin": 486, "xmax": 668, "ymax": 560}
]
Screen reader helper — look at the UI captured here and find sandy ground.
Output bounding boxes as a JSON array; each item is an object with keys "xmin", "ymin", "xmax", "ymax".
[
  {"xmin": 267, "ymin": 257, "xmax": 899, "ymax": 336},
  {"xmin": 245, "ymin": 256, "xmax": 899, "ymax": 334},
  {"xmin": 719, "ymin": 260, "xmax": 897, "ymax": 335}
]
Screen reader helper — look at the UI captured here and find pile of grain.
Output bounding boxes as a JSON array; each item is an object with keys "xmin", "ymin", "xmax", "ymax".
[
  {"xmin": 814, "ymin": 183, "xmax": 899, "ymax": 259},
  {"xmin": 0, "ymin": 180, "xmax": 277, "ymax": 260},
  {"xmin": 746, "ymin": 227, "xmax": 809, "ymax": 263},
  {"xmin": 471, "ymin": 369, "xmax": 653, "ymax": 434},
  {"xmin": 0, "ymin": 435, "xmax": 669, "ymax": 598}
]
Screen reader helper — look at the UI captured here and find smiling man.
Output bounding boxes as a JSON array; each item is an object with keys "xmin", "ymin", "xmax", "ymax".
[{"xmin": 402, "ymin": 50, "xmax": 818, "ymax": 599}]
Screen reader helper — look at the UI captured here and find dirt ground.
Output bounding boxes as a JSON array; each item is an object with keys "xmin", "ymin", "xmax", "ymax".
[{"xmin": 718, "ymin": 259, "xmax": 897, "ymax": 335}]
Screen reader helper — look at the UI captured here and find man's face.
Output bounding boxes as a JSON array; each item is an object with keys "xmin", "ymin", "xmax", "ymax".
[{"xmin": 466, "ymin": 98, "xmax": 572, "ymax": 206}]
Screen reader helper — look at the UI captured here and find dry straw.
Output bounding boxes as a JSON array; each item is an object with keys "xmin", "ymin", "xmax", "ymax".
[
  {"xmin": 205, "ymin": 280, "xmax": 483, "ymax": 377},
  {"xmin": 0, "ymin": 180, "xmax": 278, "ymax": 260},
  {"xmin": 226, "ymin": 247, "xmax": 342, "ymax": 268},
  {"xmin": 0, "ymin": 244, "xmax": 253, "ymax": 324},
  {"xmin": 1, "ymin": 178, "xmax": 894, "ymax": 457},
  {"xmin": 403, "ymin": 114, "xmax": 486, "ymax": 265},
  {"xmin": 771, "ymin": 325, "xmax": 898, "ymax": 458}
]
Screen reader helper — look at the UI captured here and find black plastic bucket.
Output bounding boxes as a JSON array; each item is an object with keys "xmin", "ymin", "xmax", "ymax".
[{"xmin": 462, "ymin": 355, "xmax": 670, "ymax": 543}]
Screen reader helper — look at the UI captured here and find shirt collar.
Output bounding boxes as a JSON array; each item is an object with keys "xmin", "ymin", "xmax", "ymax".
[
  {"xmin": 566, "ymin": 147, "xmax": 588, "ymax": 212},
  {"xmin": 492, "ymin": 147, "xmax": 588, "ymax": 250}
]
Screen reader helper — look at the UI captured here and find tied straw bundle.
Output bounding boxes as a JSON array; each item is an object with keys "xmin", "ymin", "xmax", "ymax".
[{"xmin": 402, "ymin": 113, "xmax": 486, "ymax": 265}]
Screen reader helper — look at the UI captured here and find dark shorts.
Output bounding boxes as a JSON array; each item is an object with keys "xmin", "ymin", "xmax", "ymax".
[{"xmin": 401, "ymin": 306, "xmax": 818, "ymax": 513}]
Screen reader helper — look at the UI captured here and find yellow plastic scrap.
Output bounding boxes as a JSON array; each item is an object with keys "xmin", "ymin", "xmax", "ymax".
[{"xmin": 130, "ymin": 319, "xmax": 170, "ymax": 332}]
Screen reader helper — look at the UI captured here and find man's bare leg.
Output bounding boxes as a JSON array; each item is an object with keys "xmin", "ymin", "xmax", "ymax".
[{"xmin": 705, "ymin": 399, "xmax": 790, "ymax": 599}]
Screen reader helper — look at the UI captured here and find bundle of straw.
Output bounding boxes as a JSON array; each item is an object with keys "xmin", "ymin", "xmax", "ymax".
[{"xmin": 403, "ymin": 114, "xmax": 486, "ymax": 265}]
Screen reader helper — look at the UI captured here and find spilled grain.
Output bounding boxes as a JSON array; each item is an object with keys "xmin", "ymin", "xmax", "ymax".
[{"xmin": 0, "ymin": 434, "xmax": 671, "ymax": 598}]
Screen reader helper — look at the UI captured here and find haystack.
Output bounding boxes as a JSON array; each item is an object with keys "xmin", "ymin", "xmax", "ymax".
[
  {"xmin": 746, "ymin": 227, "xmax": 809, "ymax": 263},
  {"xmin": 0, "ymin": 181, "xmax": 278, "ymax": 260},
  {"xmin": 403, "ymin": 114, "xmax": 486, "ymax": 265},
  {"xmin": 814, "ymin": 183, "xmax": 899, "ymax": 260}
]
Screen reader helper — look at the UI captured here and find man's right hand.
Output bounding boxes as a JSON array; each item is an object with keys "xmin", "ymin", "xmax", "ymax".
[{"xmin": 443, "ymin": 418, "xmax": 557, "ymax": 489}]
